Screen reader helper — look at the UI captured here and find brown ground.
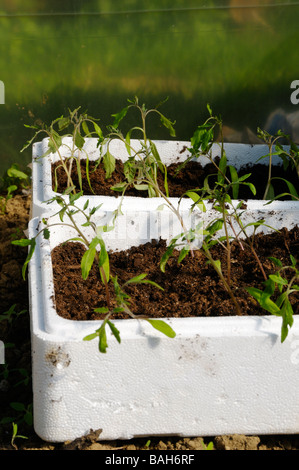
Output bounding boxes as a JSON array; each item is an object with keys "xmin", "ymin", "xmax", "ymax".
[{"xmin": 0, "ymin": 193, "xmax": 299, "ymax": 450}]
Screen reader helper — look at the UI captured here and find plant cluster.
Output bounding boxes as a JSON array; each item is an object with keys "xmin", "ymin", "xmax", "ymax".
[
  {"xmin": 15, "ymin": 98, "xmax": 299, "ymax": 351},
  {"xmin": 0, "ymin": 163, "xmax": 30, "ymax": 213},
  {"xmin": 13, "ymin": 192, "xmax": 176, "ymax": 353}
]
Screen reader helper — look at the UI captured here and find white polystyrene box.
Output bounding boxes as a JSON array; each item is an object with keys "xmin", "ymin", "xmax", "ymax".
[
  {"xmin": 31, "ymin": 137, "xmax": 298, "ymax": 218},
  {"xmin": 28, "ymin": 206, "xmax": 299, "ymax": 442}
]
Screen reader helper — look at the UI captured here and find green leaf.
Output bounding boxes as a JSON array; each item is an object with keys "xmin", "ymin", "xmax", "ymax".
[
  {"xmin": 81, "ymin": 237, "xmax": 99, "ymax": 280},
  {"xmin": 99, "ymin": 326, "xmax": 108, "ymax": 353},
  {"xmin": 160, "ymin": 244, "xmax": 175, "ymax": 273},
  {"xmin": 7, "ymin": 166, "xmax": 28, "ymax": 181},
  {"xmin": 112, "ymin": 106, "xmax": 129, "ymax": 128},
  {"xmin": 268, "ymin": 257, "xmax": 283, "ymax": 267},
  {"xmin": 159, "ymin": 113, "xmax": 176, "ymax": 137},
  {"xmin": 93, "ymin": 122, "xmax": 103, "ymax": 141},
  {"xmin": 246, "ymin": 286, "xmax": 281, "ymax": 315},
  {"xmin": 48, "ymin": 131, "xmax": 62, "ymax": 153},
  {"xmin": 290, "ymin": 254, "xmax": 297, "ymax": 267},
  {"xmin": 10, "ymin": 402, "xmax": 26, "ymax": 412},
  {"xmin": 133, "ymin": 183, "xmax": 148, "ymax": 191},
  {"xmin": 265, "ymin": 183, "xmax": 275, "ymax": 200},
  {"xmin": 185, "ymin": 191, "xmax": 204, "ymax": 208},
  {"xmin": 228, "ymin": 165, "xmax": 239, "ymax": 199},
  {"xmin": 146, "ymin": 319, "xmax": 176, "ymax": 338},
  {"xmin": 57, "ymin": 116, "xmax": 70, "ymax": 130},
  {"xmin": 213, "ymin": 259, "xmax": 222, "ymax": 274},
  {"xmin": 14, "ymin": 238, "xmax": 36, "ymax": 280},
  {"xmin": 110, "ymin": 181, "xmax": 127, "ymax": 192},
  {"xmin": 280, "ymin": 299, "xmax": 294, "ymax": 343},
  {"xmin": 82, "ymin": 120, "xmax": 90, "ymax": 136},
  {"xmin": 98, "ymin": 238, "xmax": 110, "ymax": 284},
  {"xmin": 103, "ymin": 149, "xmax": 116, "ymax": 179},
  {"xmin": 107, "ymin": 320, "xmax": 121, "ymax": 344},
  {"xmin": 218, "ymin": 153, "xmax": 227, "ymax": 183},
  {"xmin": 83, "ymin": 331, "xmax": 99, "ymax": 341},
  {"xmin": 94, "ymin": 307, "xmax": 109, "ymax": 314},
  {"xmin": 74, "ymin": 130, "xmax": 85, "ymax": 150},
  {"xmin": 141, "ymin": 279, "xmax": 164, "ymax": 290},
  {"xmin": 124, "ymin": 273, "xmax": 164, "ymax": 290},
  {"xmin": 43, "ymin": 228, "xmax": 50, "ymax": 240},
  {"xmin": 11, "ymin": 238, "xmax": 32, "ymax": 247},
  {"xmin": 177, "ymin": 246, "xmax": 190, "ymax": 264},
  {"xmin": 273, "ymin": 177, "xmax": 299, "ymax": 199},
  {"xmin": 125, "ymin": 273, "xmax": 148, "ymax": 284},
  {"xmin": 269, "ymin": 274, "xmax": 288, "ymax": 285}
]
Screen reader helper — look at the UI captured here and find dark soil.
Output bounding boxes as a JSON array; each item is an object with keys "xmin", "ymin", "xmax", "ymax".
[
  {"xmin": 1, "ymin": 194, "xmax": 299, "ymax": 450},
  {"xmin": 52, "ymin": 158, "xmax": 299, "ymax": 200},
  {"xmin": 51, "ymin": 227, "xmax": 299, "ymax": 322}
]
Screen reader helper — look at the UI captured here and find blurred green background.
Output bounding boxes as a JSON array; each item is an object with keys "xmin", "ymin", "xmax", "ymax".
[{"xmin": 1, "ymin": 0, "xmax": 299, "ymax": 176}]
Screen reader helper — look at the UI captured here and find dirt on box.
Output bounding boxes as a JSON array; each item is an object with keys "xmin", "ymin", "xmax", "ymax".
[
  {"xmin": 1, "ymin": 193, "xmax": 299, "ymax": 450},
  {"xmin": 51, "ymin": 227, "xmax": 299, "ymax": 322},
  {"xmin": 52, "ymin": 158, "xmax": 298, "ymax": 200}
]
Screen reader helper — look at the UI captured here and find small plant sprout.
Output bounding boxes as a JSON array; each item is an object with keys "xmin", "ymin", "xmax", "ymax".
[
  {"xmin": 175, "ymin": 103, "xmax": 223, "ymax": 175},
  {"xmin": 10, "ymin": 422, "xmax": 28, "ymax": 450},
  {"xmin": 257, "ymin": 128, "xmax": 299, "ymax": 201},
  {"xmin": 12, "ymin": 192, "xmax": 175, "ymax": 353},
  {"xmin": 247, "ymin": 255, "xmax": 299, "ymax": 342},
  {"xmin": 101, "ymin": 96, "xmax": 176, "ymax": 198},
  {"xmin": 21, "ymin": 107, "xmax": 104, "ymax": 194},
  {"xmin": 0, "ymin": 163, "xmax": 30, "ymax": 213},
  {"xmin": 160, "ymin": 108, "xmax": 283, "ymax": 319}
]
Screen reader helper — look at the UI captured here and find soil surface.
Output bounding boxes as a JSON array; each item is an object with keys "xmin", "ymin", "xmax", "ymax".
[
  {"xmin": 52, "ymin": 228, "xmax": 299, "ymax": 322},
  {"xmin": 1, "ymin": 193, "xmax": 299, "ymax": 450},
  {"xmin": 52, "ymin": 158, "xmax": 298, "ymax": 200}
]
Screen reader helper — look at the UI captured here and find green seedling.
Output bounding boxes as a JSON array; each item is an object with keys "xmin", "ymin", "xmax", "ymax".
[
  {"xmin": 0, "ymin": 304, "xmax": 27, "ymax": 325},
  {"xmin": 160, "ymin": 107, "xmax": 280, "ymax": 319},
  {"xmin": 101, "ymin": 96, "xmax": 175, "ymax": 198},
  {"xmin": 174, "ymin": 103, "xmax": 223, "ymax": 175},
  {"xmin": 9, "ymin": 402, "xmax": 33, "ymax": 427},
  {"xmin": 10, "ymin": 422, "xmax": 28, "ymax": 450},
  {"xmin": 257, "ymin": 128, "xmax": 299, "ymax": 201},
  {"xmin": 12, "ymin": 192, "xmax": 175, "ymax": 353},
  {"xmin": 21, "ymin": 107, "xmax": 104, "ymax": 194},
  {"xmin": 247, "ymin": 255, "xmax": 299, "ymax": 342},
  {"xmin": 0, "ymin": 163, "xmax": 30, "ymax": 213}
]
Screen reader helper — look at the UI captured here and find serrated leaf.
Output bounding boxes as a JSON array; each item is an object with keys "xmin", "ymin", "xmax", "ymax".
[
  {"xmin": 112, "ymin": 106, "xmax": 129, "ymax": 128},
  {"xmin": 48, "ymin": 131, "xmax": 62, "ymax": 153},
  {"xmin": 57, "ymin": 116, "xmax": 70, "ymax": 130},
  {"xmin": 268, "ymin": 256, "xmax": 283, "ymax": 267},
  {"xmin": 269, "ymin": 274, "xmax": 288, "ymax": 285},
  {"xmin": 159, "ymin": 114, "xmax": 176, "ymax": 137},
  {"xmin": 107, "ymin": 320, "xmax": 121, "ymax": 344},
  {"xmin": 7, "ymin": 166, "xmax": 28, "ymax": 180}
]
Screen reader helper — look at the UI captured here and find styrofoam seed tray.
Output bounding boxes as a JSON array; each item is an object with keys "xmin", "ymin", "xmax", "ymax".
[
  {"xmin": 28, "ymin": 206, "xmax": 299, "ymax": 442},
  {"xmin": 31, "ymin": 138, "xmax": 299, "ymax": 218}
]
